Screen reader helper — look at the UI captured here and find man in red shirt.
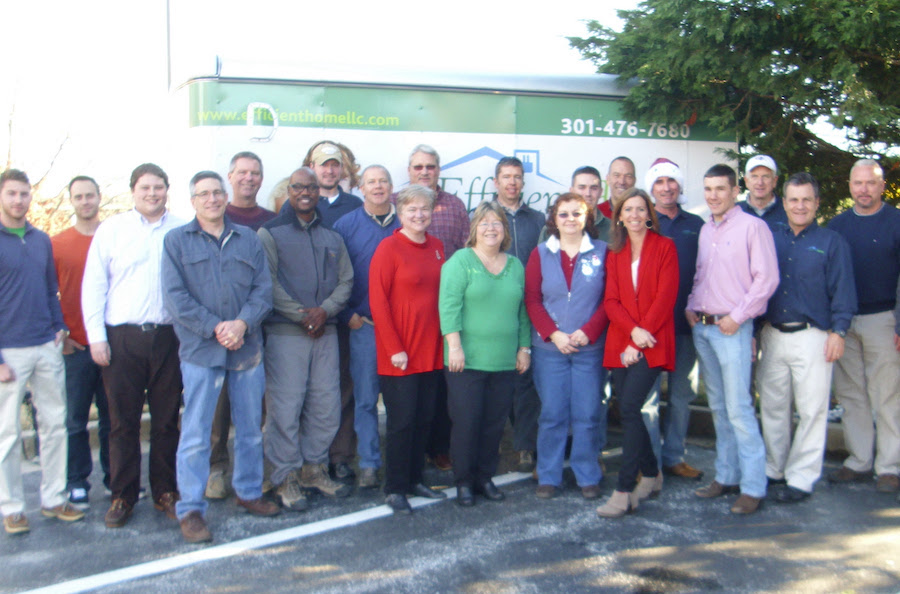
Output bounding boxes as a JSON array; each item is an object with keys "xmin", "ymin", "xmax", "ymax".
[{"xmin": 52, "ymin": 176, "xmax": 111, "ymax": 509}]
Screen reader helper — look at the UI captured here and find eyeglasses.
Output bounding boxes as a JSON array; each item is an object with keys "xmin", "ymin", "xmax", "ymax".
[
  {"xmin": 477, "ymin": 221, "xmax": 504, "ymax": 229},
  {"xmin": 192, "ymin": 189, "xmax": 226, "ymax": 200},
  {"xmin": 411, "ymin": 164, "xmax": 438, "ymax": 171},
  {"xmin": 289, "ymin": 183, "xmax": 319, "ymax": 193},
  {"xmin": 557, "ymin": 211, "xmax": 585, "ymax": 219}
]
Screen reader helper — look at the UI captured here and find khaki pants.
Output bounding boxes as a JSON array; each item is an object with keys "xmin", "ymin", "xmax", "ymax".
[
  {"xmin": 0, "ymin": 341, "xmax": 67, "ymax": 515},
  {"xmin": 833, "ymin": 311, "xmax": 900, "ymax": 475},
  {"xmin": 758, "ymin": 325, "xmax": 831, "ymax": 492}
]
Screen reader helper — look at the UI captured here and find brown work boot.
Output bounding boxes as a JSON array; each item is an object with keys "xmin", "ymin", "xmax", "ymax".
[
  {"xmin": 730, "ymin": 494, "xmax": 763, "ymax": 514},
  {"xmin": 694, "ymin": 481, "xmax": 740, "ymax": 498},
  {"xmin": 4, "ymin": 513, "xmax": 29, "ymax": 535},
  {"xmin": 535, "ymin": 484, "xmax": 558, "ymax": 499},
  {"xmin": 876, "ymin": 474, "xmax": 900, "ymax": 493},
  {"xmin": 41, "ymin": 502, "xmax": 85, "ymax": 523},
  {"xmin": 237, "ymin": 497, "xmax": 281, "ymax": 517},
  {"xmin": 663, "ymin": 462, "xmax": 704, "ymax": 480},
  {"xmin": 104, "ymin": 498, "xmax": 133, "ymax": 528},
  {"xmin": 154, "ymin": 492, "xmax": 179, "ymax": 520},
  {"xmin": 581, "ymin": 484, "xmax": 603, "ymax": 500},
  {"xmin": 179, "ymin": 510, "xmax": 212, "ymax": 543},
  {"xmin": 827, "ymin": 466, "xmax": 871, "ymax": 484},
  {"xmin": 300, "ymin": 464, "xmax": 352, "ymax": 498}
]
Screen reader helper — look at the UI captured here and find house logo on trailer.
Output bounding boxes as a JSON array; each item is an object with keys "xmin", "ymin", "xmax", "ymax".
[{"xmin": 439, "ymin": 147, "xmax": 563, "ymax": 212}]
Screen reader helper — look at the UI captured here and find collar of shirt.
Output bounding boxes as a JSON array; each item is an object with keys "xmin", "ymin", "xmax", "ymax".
[
  {"xmin": 546, "ymin": 233, "xmax": 594, "ymax": 255},
  {"xmin": 363, "ymin": 204, "xmax": 396, "ymax": 227}
]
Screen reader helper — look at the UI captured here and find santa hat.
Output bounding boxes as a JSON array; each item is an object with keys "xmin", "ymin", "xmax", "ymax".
[{"xmin": 644, "ymin": 158, "xmax": 686, "ymax": 204}]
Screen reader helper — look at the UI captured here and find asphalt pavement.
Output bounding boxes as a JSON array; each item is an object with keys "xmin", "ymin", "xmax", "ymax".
[{"xmin": 4, "ymin": 430, "xmax": 900, "ymax": 593}]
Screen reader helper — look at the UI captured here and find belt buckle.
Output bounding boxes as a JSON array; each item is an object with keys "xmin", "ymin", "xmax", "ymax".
[{"xmin": 140, "ymin": 323, "xmax": 157, "ymax": 332}]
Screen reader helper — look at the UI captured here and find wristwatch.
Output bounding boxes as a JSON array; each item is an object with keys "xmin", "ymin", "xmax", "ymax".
[
  {"xmin": 833, "ymin": 329, "xmax": 847, "ymax": 338},
  {"xmin": 519, "ymin": 347, "xmax": 532, "ymax": 354}
]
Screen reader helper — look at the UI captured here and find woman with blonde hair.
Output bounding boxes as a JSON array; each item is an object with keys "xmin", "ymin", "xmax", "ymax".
[{"xmin": 439, "ymin": 201, "xmax": 531, "ymax": 506}]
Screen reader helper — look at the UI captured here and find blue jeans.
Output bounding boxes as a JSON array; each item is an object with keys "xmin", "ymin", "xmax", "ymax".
[
  {"xmin": 349, "ymin": 323, "xmax": 381, "ymax": 469},
  {"xmin": 692, "ymin": 321, "xmax": 766, "ymax": 497},
  {"xmin": 176, "ymin": 361, "xmax": 265, "ymax": 518},
  {"xmin": 642, "ymin": 334, "xmax": 698, "ymax": 468},
  {"xmin": 64, "ymin": 347, "xmax": 110, "ymax": 490},
  {"xmin": 532, "ymin": 346, "xmax": 605, "ymax": 487}
]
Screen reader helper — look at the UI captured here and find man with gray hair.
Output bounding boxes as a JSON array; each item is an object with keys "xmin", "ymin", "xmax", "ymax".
[
  {"xmin": 757, "ymin": 172, "xmax": 856, "ymax": 503},
  {"xmin": 828, "ymin": 159, "xmax": 900, "ymax": 494},
  {"xmin": 258, "ymin": 167, "xmax": 354, "ymax": 511},
  {"xmin": 333, "ymin": 165, "xmax": 401, "ymax": 489},
  {"xmin": 163, "ymin": 171, "xmax": 279, "ymax": 543}
]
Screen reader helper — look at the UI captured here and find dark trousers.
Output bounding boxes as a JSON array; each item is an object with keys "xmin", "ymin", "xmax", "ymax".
[
  {"xmin": 329, "ymin": 324, "xmax": 357, "ymax": 464},
  {"xmin": 510, "ymin": 366, "xmax": 540, "ymax": 453},
  {"xmin": 446, "ymin": 369, "xmax": 515, "ymax": 486},
  {"xmin": 103, "ymin": 324, "xmax": 182, "ymax": 505},
  {"xmin": 64, "ymin": 347, "xmax": 110, "ymax": 490},
  {"xmin": 612, "ymin": 358, "xmax": 661, "ymax": 492},
  {"xmin": 380, "ymin": 371, "xmax": 439, "ymax": 495},
  {"xmin": 426, "ymin": 374, "xmax": 451, "ymax": 458}
]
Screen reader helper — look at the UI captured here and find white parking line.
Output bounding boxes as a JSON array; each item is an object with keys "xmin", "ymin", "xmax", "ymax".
[
  {"xmin": 20, "ymin": 471, "xmax": 531, "ymax": 594},
  {"xmin": 23, "ymin": 447, "xmax": 624, "ymax": 593}
]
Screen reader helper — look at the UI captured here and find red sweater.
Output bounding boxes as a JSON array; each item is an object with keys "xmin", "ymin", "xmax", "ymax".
[
  {"xmin": 369, "ymin": 230, "xmax": 445, "ymax": 376},
  {"xmin": 51, "ymin": 227, "xmax": 93, "ymax": 346},
  {"xmin": 603, "ymin": 231, "xmax": 678, "ymax": 370}
]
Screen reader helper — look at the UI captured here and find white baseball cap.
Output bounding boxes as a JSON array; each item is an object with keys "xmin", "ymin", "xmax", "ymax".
[{"xmin": 744, "ymin": 155, "xmax": 777, "ymax": 176}]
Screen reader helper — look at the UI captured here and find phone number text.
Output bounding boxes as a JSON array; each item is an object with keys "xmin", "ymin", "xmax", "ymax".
[{"xmin": 560, "ymin": 119, "xmax": 691, "ymax": 139}]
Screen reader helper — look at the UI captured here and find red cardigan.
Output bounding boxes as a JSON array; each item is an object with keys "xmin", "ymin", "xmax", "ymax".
[
  {"xmin": 369, "ymin": 230, "xmax": 445, "ymax": 376},
  {"xmin": 603, "ymin": 231, "xmax": 678, "ymax": 371}
]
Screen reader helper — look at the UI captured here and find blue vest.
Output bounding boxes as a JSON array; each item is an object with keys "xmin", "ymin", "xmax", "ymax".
[{"xmin": 532, "ymin": 236, "xmax": 607, "ymax": 352}]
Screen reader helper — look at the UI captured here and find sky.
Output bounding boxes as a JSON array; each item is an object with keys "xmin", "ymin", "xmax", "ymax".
[{"xmin": 1, "ymin": 0, "xmax": 638, "ymax": 197}]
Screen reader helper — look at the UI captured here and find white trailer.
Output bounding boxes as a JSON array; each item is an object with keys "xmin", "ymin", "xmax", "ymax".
[{"xmin": 169, "ymin": 59, "xmax": 736, "ymax": 218}]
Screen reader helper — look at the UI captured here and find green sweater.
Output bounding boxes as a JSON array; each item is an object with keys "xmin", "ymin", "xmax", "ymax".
[{"xmin": 439, "ymin": 247, "xmax": 531, "ymax": 371}]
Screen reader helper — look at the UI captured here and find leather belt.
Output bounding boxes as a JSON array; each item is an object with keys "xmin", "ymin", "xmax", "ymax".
[
  {"xmin": 771, "ymin": 322, "xmax": 811, "ymax": 333},
  {"xmin": 696, "ymin": 312, "xmax": 725, "ymax": 325}
]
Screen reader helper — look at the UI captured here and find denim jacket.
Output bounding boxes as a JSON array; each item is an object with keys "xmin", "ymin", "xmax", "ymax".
[{"xmin": 162, "ymin": 218, "xmax": 272, "ymax": 370}]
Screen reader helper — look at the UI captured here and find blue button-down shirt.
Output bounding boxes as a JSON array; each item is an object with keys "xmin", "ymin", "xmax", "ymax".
[
  {"xmin": 765, "ymin": 222, "xmax": 856, "ymax": 333},
  {"xmin": 162, "ymin": 218, "xmax": 272, "ymax": 370},
  {"xmin": 657, "ymin": 206, "xmax": 704, "ymax": 335}
]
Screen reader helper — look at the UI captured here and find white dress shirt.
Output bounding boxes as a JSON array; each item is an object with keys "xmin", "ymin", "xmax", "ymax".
[{"xmin": 82, "ymin": 209, "xmax": 185, "ymax": 343}]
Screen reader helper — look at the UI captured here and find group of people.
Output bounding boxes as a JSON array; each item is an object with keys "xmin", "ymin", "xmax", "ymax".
[{"xmin": 1, "ymin": 138, "xmax": 897, "ymax": 543}]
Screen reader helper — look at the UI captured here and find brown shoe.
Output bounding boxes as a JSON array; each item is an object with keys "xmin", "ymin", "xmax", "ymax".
[
  {"xmin": 827, "ymin": 466, "xmax": 871, "ymax": 484},
  {"xmin": 535, "ymin": 484, "xmax": 558, "ymax": 499},
  {"xmin": 581, "ymin": 484, "xmax": 602, "ymax": 500},
  {"xmin": 876, "ymin": 474, "xmax": 900, "ymax": 493},
  {"xmin": 4, "ymin": 513, "xmax": 29, "ymax": 534},
  {"xmin": 237, "ymin": 497, "xmax": 281, "ymax": 517},
  {"xmin": 105, "ymin": 498, "xmax": 133, "ymax": 528},
  {"xmin": 663, "ymin": 462, "xmax": 704, "ymax": 481},
  {"xmin": 430, "ymin": 454, "xmax": 453, "ymax": 472},
  {"xmin": 179, "ymin": 510, "xmax": 212, "ymax": 543},
  {"xmin": 694, "ymin": 481, "xmax": 740, "ymax": 498},
  {"xmin": 154, "ymin": 492, "xmax": 179, "ymax": 520},
  {"xmin": 730, "ymin": 494, "xmax": 763, "ymax": 514},
  {"xmin": 41, "ymin": 502, "xmax": 85, "ymax": 522}
]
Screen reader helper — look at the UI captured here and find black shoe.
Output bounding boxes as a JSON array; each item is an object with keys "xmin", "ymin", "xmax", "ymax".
[
  {"xmin": 456, "ymin": 484, "xmax": 475, "ymax": 507},
  {"xmin": 767, "ymin": 477, "xmax": 787, "ymax": 486},
  {"xmin": 409, "ymin": 483, "xmax": 447, "ymax": 499},
  {"xmin": 385, "ymin": 494, "xmax": 412, "ymax": 515},
  {"xmin": 474, "ymin": 480, "xmax": 504, "ymax": 502},
  {"xmin": 773, "ymin": 485, "xmax": 811, "ymax": 504}
]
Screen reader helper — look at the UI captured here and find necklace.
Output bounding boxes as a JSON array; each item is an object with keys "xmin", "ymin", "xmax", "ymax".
[{"xmin": 473, "ymin": 247, "xmax": 506, "ymax": 275}]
